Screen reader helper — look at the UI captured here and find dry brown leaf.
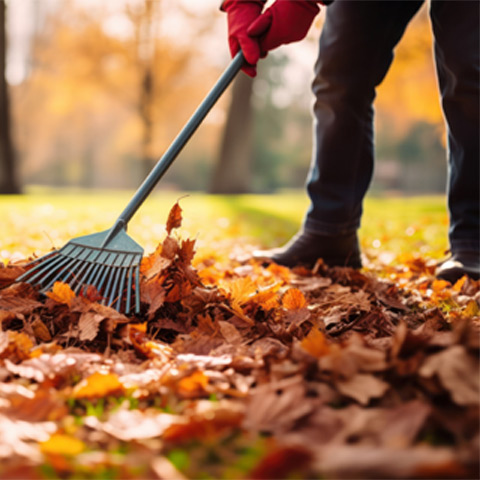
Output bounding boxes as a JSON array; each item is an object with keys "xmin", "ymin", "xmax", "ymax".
[
  {"xmin": 78, "ymin": 312, "xmax": 104, "ymax": 341},
  {"xmin": 249, "ymin": 444, "xmax": 313, "ymax": 480},
  {"xmin": 419, "ymin": 345, "xmax": 479, "ymax": 406},
  {"xmin": 30, "ymin": 316, "xmax": 52, "ymax": 342},
  {"xmin": 179, "ymin": 238, "xmax": 196, "ymax": 265},
  {"xmin": 162, "ymin": 400, "xmax": 244, "ymax": 443},
  {"xmin": 218, "ymin": 321, "xmax": 242, "ymax": 344},
  {"xmin": 166, "ymin": 201, "xmax": 183, "ymax": 235},
  {"xmin": 336, "ymin": 373, "xmax": 390, "ymax": 405}
]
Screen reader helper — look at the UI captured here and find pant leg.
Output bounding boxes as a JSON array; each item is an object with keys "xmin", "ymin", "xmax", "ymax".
[
  {"xmin": 304, "ymin": 0, "xmax": 423, "ymax": 235},
  {"xmin": 430, "ymin": 0, "xmax": 480, "ymax": 253}
]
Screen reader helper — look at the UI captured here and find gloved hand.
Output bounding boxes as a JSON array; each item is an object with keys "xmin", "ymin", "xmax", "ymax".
[
  {"xmin": 222, "ymin": 0, "xmax": 266, "ymax": 77},
  {"xmin": 247, "ymin": 0, "xmax": 321, "ymax": 54}
]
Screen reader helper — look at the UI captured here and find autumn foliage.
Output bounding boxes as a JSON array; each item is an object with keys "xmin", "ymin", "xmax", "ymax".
[{"xmin": 0, "ymin": 202, "xmax": 479, "ymax": 479}]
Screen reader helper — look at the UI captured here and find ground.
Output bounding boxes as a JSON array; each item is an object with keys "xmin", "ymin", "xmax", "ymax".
[{"xmin": 0, "ymin": 192, "xmax": 478, "ymax": 479}]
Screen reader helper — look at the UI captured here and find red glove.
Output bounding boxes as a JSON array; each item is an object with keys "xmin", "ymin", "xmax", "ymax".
[
  {"xmin": 247, "ymin": 0, "xmax": 321, "ymax": 55},
  {"xmin": 222, "ymin": 0, "xmax": 266, "ymax": 77}
]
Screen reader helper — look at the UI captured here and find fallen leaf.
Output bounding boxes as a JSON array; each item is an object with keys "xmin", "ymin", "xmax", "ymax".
[
  {"xmin": 78, "ymin": 312, "xmax": 104, "ymax": 341},
  {"xmin": 166, "ymin": 201, "xmax": 183, "ymax": 235},
  {"xmin": 336, "ymin": 373, "xmax": 390, "ymax": 405},
  {"xmin": 73, "ymin": 372, "xmax": 124, "ymax": 400},
  {"xmin": 177, "ymin": 370, "xmax": 209, "ymax": 397},
  {"xmin": 300, "ymin": 328, "xmax": 330, "ymax": 358},
  {"xmin": 46, "ymin": 282, "xmax": 75, "ymax": 306},
  {"xmin": 40, "ymin": 433, "xmax": 85, "ymax": 456},
  {"xmin": 282, "ymin": 288, "xmax": 307, "ymax": 310},
  {"xmin": 419, "ymin": 345, "xmax": 479, "ymax": 406}
]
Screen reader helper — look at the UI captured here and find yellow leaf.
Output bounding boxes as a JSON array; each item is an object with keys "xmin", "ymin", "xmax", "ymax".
[
  {"xmin": 40, "ymin": 433, "xmax": 85, "ymax": 456},
  {"xmin": 222, "ymin": 277, "xmax": 257, "ymax": 314},
  {"xmin": 463, "ymin": 300, "xmax": 479, "ymax": 318},
  {"xmin": 73, "ymin": 372, "xmax": 124, "ymax": 399},
  {"xmin": 300, "ymin": 328, "xmax": 329, "ymax": 358},
  {"xmin": 282, "ymin": 288, "xmax": 307, "ymax": 310},
  {"xmin": 46, "ymin": 281, "xmax": 75, "ymax": 306}
]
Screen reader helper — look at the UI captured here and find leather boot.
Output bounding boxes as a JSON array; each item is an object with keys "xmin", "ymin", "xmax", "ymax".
[
  {"xmin": 435, "ymin": 251, "xmax": 480, "ymax": 283},
  {"xmin": 253, "ymin": 230, "xmax": 362, "ymax": 269}
]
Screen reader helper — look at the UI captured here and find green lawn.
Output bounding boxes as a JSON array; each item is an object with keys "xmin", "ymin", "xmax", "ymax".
[{"xmin": 0, "ymin": 188, "xmax": 449, "ymax": 265}]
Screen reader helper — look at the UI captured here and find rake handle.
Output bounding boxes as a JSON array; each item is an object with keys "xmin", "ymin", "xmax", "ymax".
[{"xmin": 115, "ymin": 51, "xmax": 245, "ymax": 229}]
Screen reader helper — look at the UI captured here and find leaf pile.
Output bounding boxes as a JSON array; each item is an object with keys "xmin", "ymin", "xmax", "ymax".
[{"xmin": 0, "ymin": 202, "xmax": 479, "ymax": 479}]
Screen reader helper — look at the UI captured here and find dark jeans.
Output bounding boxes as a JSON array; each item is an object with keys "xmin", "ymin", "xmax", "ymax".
[{"xmin": 303, "ymin": 0, "xmax": 480, "ymax": 253}]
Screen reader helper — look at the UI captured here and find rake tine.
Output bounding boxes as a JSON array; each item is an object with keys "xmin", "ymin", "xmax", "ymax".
[
  {"xmin": 134, "ymin": 262, "xmax": 141, "ymax": 314},
  {"xmin": 107, "ymin": 265, "xmax": 123, "ymax": 308},
  {"xmin": 115, "ymin": 266, "xmax": 129, "ymax": 312},
  {"xmin": 103, "ymin": 261, "xmax": 121, "ymax": 306},
  {"xmin": 25, "ymin": 250, "xmax": 57, "ymax": 268},
  {"xmin": 39, "ymin": 255, "xmax": 86, "ymax": 293},
  {"xmin": 16, "ymin": 251, "xmax": 61, "ymax": 283},
  {"xmin": 84, "ymin": 261, "xmax": 106, "ymax": 291},
  {"xmin": 116, "ymin": 255, "xmax": 136, "ymax": 312},
  {"xmin": 95, "ymin": 254, "xmax": 118, "ymax": 292},
  {"xmin": 125, "ymin": 263, "xmax": 135, "ymax": 315},
  {"xmin": 26, "ymin": 253, "xmax": 74, "ymax": 286},
  {"xmin": 71, "ymin": 249, "xmax": 104, "ymax": 293}
]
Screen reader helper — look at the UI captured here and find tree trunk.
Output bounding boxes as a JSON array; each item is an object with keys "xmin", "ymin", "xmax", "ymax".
[
  {"xmin": 209, "ymin": 74, "xmax": 253, "ymax": 194},
  {"xmin": 0, "ymin": 0, "xmax": 20, "ymax": 194}
]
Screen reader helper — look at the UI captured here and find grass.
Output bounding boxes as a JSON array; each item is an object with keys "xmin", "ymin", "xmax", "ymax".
[{"xmin": 0, "ymin": 188, "xmax": 449, "ymax": 265}]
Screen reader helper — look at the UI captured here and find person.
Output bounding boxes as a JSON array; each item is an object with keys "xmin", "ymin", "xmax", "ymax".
[{"xmin": 221, "ymin": 0, "xmax": 480, "ymax": 282}]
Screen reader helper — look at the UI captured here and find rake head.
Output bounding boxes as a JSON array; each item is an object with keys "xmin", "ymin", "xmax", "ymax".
[{"xmin": 16, "ymin": 229, "xmax": 144, "ymax": 315}]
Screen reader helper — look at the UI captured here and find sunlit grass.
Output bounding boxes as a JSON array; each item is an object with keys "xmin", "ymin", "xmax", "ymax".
[{"xmin": 0, "ymin": 188, "xmax": 448, "ymax": 265}]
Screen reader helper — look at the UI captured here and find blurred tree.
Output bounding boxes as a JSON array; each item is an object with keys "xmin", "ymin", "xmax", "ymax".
[
  {"xmin": 0, "ymin": 0, "xmax": 20, "ymax": 194},
  {"xmin": 209, "ymin": 73, "xmax": 254, "ymax": 194},
  {"xmin": 128, "ymin": 0, "xmax": 160, "ymax": 179},
  {"xmin": 11, "ymin": 1, "xmax": 210, "ymax": 189}
]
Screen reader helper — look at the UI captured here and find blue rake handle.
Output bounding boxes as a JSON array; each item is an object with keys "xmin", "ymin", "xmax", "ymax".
[{"xmin": 105, "ymin": 50, "xmax": 245, "ymax": 242}]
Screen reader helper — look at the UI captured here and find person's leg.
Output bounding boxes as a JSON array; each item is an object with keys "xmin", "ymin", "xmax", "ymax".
[
  {"xmin": 430, "ymin": 0, "xmax": 480, "ymax": 281},
  {"xmin": 255, "ymin": 0, "xmax": 423, "ymax": 268}
]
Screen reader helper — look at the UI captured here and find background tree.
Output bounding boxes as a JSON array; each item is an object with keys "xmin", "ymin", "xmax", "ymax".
[
  {"xmin": 209, "ymin": 74, "xmax": 254, "ymax": 194},
  {"xmin": 0, "ymin": 0, "xmax": 20, "ymax": 194}
]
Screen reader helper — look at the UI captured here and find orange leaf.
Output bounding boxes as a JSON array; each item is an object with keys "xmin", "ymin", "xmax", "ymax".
[
  {"xmin": 432, "ymin": 279, "xmax": 450, "ymax": 292},
  {"xmin": 73, "ymin": 372, "xmax": 124, "ymax": 399},
  {"xmin": 282, "ymin": 288, "xmax": 307, "ymax": 310},
  {"xmin": 166, "ymin": 201, "xmax": 183, "ymax": 235},
  {"xmin": 300, "ymin": 328, "xmax": 329, "ymax": 358},
  {"xmin": 46, "ymin": 282, "xmax": 75, "ymax": 306},
  {"xmin": 177, "ymin": 370, "xmax": 209, "ymax": 397}
]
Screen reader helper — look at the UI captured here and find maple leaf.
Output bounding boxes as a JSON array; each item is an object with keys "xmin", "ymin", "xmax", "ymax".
[
  {"xmin": 46, "ymin": 281, "xmax": 75, "ymax": 306},
  {"xmin": 282, "ymin": 288, "xmax": 307, "ymax": 310}
]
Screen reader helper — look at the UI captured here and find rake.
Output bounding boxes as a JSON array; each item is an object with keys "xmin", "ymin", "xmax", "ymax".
[{"xmin": 16, "ymin": 51, "xmax": 245, "ymax": 315}]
